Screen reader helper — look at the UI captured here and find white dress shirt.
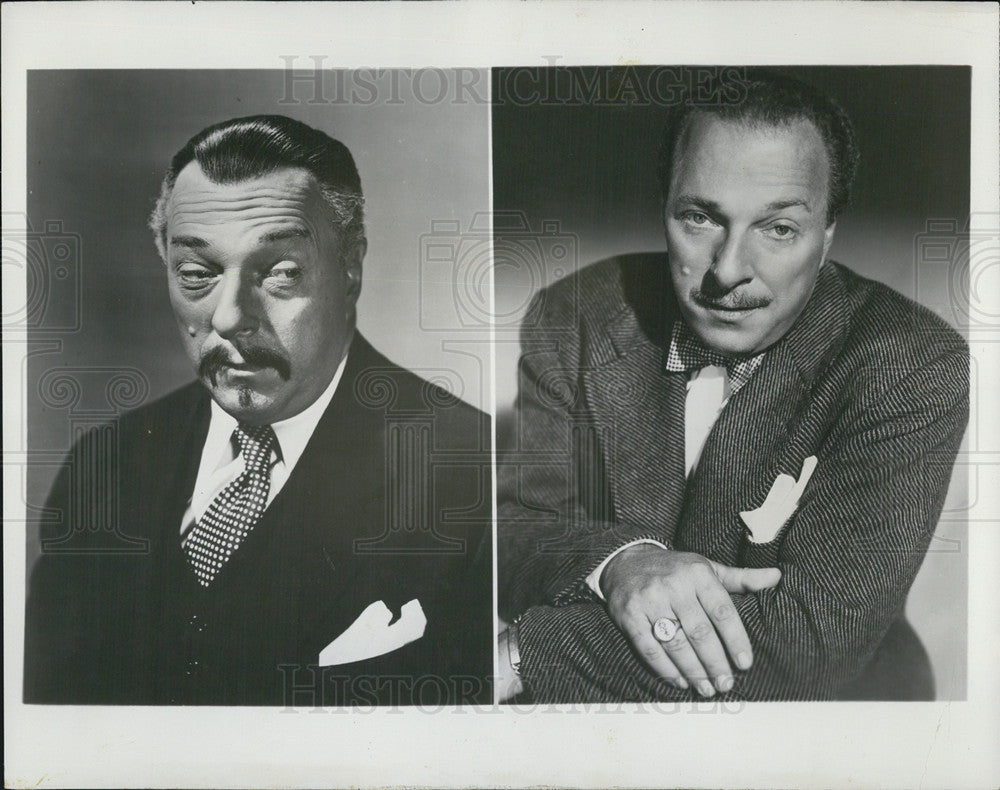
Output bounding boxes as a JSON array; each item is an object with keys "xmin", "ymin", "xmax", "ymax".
[
  {"xmin": 179, "ymin": 353, "xmax": 349, "ymax": 544},
  {"xmin": 584, "ymin": 363, "xmax": 740, "ymax": 597}
]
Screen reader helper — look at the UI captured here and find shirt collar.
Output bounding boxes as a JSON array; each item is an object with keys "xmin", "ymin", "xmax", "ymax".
[
  {"xmin": 665, "ymin": 319, "xmax": 766, "ymax": 397},
  {"xmin": 203, "ymin": 350, "xmax": 350, "ymax": 476}
]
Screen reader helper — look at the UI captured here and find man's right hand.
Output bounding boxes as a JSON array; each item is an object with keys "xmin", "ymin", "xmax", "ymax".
[{"xmin": 600, "ymin": 544, "xmax": 781, "ymax": 697}]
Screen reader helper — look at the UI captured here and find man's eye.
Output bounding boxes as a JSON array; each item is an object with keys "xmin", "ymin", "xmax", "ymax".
[
  {"xmin": 683, "ymin": 211, "xmax": 713, "ymax": 226},
  {"xmin": 176, "ymin": 265, "xmax": 216, "ymax": 288},
  {"xmin": 264, "ymin": 263, "xmax": 302, "ymax": 282},
  {"xmin": 765, "ymin": 223, "xmax": 798, "ymax": 240}
]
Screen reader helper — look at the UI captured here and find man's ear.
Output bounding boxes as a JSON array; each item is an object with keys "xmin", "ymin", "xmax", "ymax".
[
  {"xmin": 821, "ymin": 221, "xmax": 837, "ymax": 265},
  {"xmin": 344, "ymin": 239, "xmax": 366, "ymax": 303}
]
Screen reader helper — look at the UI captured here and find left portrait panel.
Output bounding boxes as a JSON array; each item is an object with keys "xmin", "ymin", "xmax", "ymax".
[{"xmin": 19, "ymin": 69, "xmax": 494, "ymax": 706}]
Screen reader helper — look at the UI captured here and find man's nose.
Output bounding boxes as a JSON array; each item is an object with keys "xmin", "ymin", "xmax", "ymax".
[
  {"xmin": 211, "ymin": 273, "xmax": 260, "ymax": 339},
  {"xmin": 709, "ymin": 230, "xmax": 754, "ymax": 291}
]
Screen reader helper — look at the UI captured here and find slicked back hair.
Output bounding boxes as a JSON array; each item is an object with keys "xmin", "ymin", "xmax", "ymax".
[
  {"xmin": 658, "ymin": 69, "xmax": 860, "ymax": 226},
  {"xmin": 149, "ymin": 114, "xmax": 365, "ymax": 261}
]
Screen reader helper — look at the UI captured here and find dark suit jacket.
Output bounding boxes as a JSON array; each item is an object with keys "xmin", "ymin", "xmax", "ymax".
[
  {"xmin": 498, "ymin": 255, "xmax": 969, "ymax": 702},
  {"xmin": 25, "ymin": 334, "xmax": 492, "ymax": 706}
]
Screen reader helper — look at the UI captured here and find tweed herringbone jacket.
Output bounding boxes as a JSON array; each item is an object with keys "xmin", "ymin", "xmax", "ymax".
[{"xmin": 498, "ymin": 254, "xmax": 969, "ymax": 702}]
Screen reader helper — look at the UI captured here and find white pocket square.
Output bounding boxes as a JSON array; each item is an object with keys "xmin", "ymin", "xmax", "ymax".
[
  {"xmin": 318, "ymin": 598, "xmax": 427, "ymax": 667},
  {"xmin": 740, "ymin": 456, "xmax": 817, "ymax": 544}
]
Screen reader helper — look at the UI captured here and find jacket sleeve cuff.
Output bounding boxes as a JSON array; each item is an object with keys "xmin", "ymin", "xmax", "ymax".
[{"xmin": 514, "ymin": 602, "xmax": 693, "ymax": 703}]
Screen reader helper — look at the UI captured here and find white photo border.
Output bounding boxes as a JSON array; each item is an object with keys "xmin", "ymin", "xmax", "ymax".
[{"xmin": 4, "ymin": 2, "xmax": 998, "ymax": 788}]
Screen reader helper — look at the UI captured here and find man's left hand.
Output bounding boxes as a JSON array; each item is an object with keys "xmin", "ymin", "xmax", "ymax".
[{"xmin": 601, "ymin": 544, "xmax": 781, "ymax": 696}]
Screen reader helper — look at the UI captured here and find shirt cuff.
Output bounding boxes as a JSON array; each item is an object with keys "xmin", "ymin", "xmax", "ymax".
[
  {"xmin": 507, "ymin": 618, "xmax": 522, "ymax": 677},
  {"xmin": 584, "ymin": 539, "xmax": 670, "ymax": 600}
]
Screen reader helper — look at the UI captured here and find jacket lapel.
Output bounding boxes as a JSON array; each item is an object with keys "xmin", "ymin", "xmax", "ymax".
[
  {"xmin": 203, "ymin": 334, "xmax": 394, "ymax": 651},
  {"xmin": 674, "ymin": 263, "xmax": 852, "ymax": 563},
  {"xmin": 137, "ymin": 386, "xmax": 210, "ymax": 571},
  {"xmin": 121, "ymin": 385, "xmax": 210, "ymax": 662},
  {"xmin": 676, "ymin": 351, "xmax": 807, "ymax": 560},
  {"xmin": 583, "ymin": 305, "xmax": 688, "ymax": 544}
]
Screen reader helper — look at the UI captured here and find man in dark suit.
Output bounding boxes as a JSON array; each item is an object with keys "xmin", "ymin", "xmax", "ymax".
[
  {"xmin": 25, "ymin": 115, "xmax": 492, "ymax": 706},
  {"xmin": 497, "ymin": 72, "xmax": 968, "ymax": 702}
]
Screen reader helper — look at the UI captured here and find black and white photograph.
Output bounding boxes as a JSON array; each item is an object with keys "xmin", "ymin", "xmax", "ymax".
[
  {"xmin": 18, "ymin": 69, "xmax": 494, "ymax": 706},
  {"xmin": 3, "ymin": 3, "xmax": 998, "ymax": 789},
  {"xmin": 495, "ymin": 65, "xmax": 971, "ymax": 704}
]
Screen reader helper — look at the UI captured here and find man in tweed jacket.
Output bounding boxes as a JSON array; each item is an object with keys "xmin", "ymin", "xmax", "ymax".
[{"xmin": 497, "ymin": 72, "xmax": 969, "ymax": 702}]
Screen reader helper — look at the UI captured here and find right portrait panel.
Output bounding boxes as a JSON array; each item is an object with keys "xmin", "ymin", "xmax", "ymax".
[{"xmin": 493, "ymin": 65, "xmax": 971, "ymax": 704}]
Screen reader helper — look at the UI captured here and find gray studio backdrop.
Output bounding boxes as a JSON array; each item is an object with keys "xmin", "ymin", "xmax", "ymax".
[
  {"xmin": 24, "ymin": 69, "xmax": 492, "ymax": 567},
  {"xmin": 492, "ymin": 65, "xmax": 971, "ymax": 699}
]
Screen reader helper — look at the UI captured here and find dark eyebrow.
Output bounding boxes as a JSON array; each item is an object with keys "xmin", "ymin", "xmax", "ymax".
[
  {"xmin": 672, "ymin": 194, "xmax": 721, "ymax": 213},
  {"xmin": 170, "ymin": 235, "xmax": 209, "ymax": 249},
  {"xmin": 259, "ymin": 227, "xmax": 311, "ymax": 243},
  {"xmin": 671, "ymin": 195, "xmax": 813, "ymax": 214},
  {"xmin": 763, "ymin": 198, "xmax": 812, "ymax": 213},
  {"xmin": 169, "ymin": 227, "xmax": 311, "ymax": 249}
]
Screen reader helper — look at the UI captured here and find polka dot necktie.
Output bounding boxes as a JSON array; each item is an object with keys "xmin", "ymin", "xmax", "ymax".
[{"xmin": 184, "ymin": 423, "xmax": 277, "ymax": 587}]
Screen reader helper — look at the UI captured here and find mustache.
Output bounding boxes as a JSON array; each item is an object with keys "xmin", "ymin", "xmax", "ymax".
[
  {"xmin": 690, "ymin": 270, "xmax": 771, "ymax": 311},
  {"xmin": 198, "ymin": 345, "xmax": 292, "ymax": 384},
  {"xmin": 691, "ymin": 288, "xmax": 771, "ymax": 311}
]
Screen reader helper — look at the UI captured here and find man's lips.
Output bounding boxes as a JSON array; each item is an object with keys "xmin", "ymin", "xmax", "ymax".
[{"xmin": 214, "ymin": 361, "xmax": 288, "ymax": 381}]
